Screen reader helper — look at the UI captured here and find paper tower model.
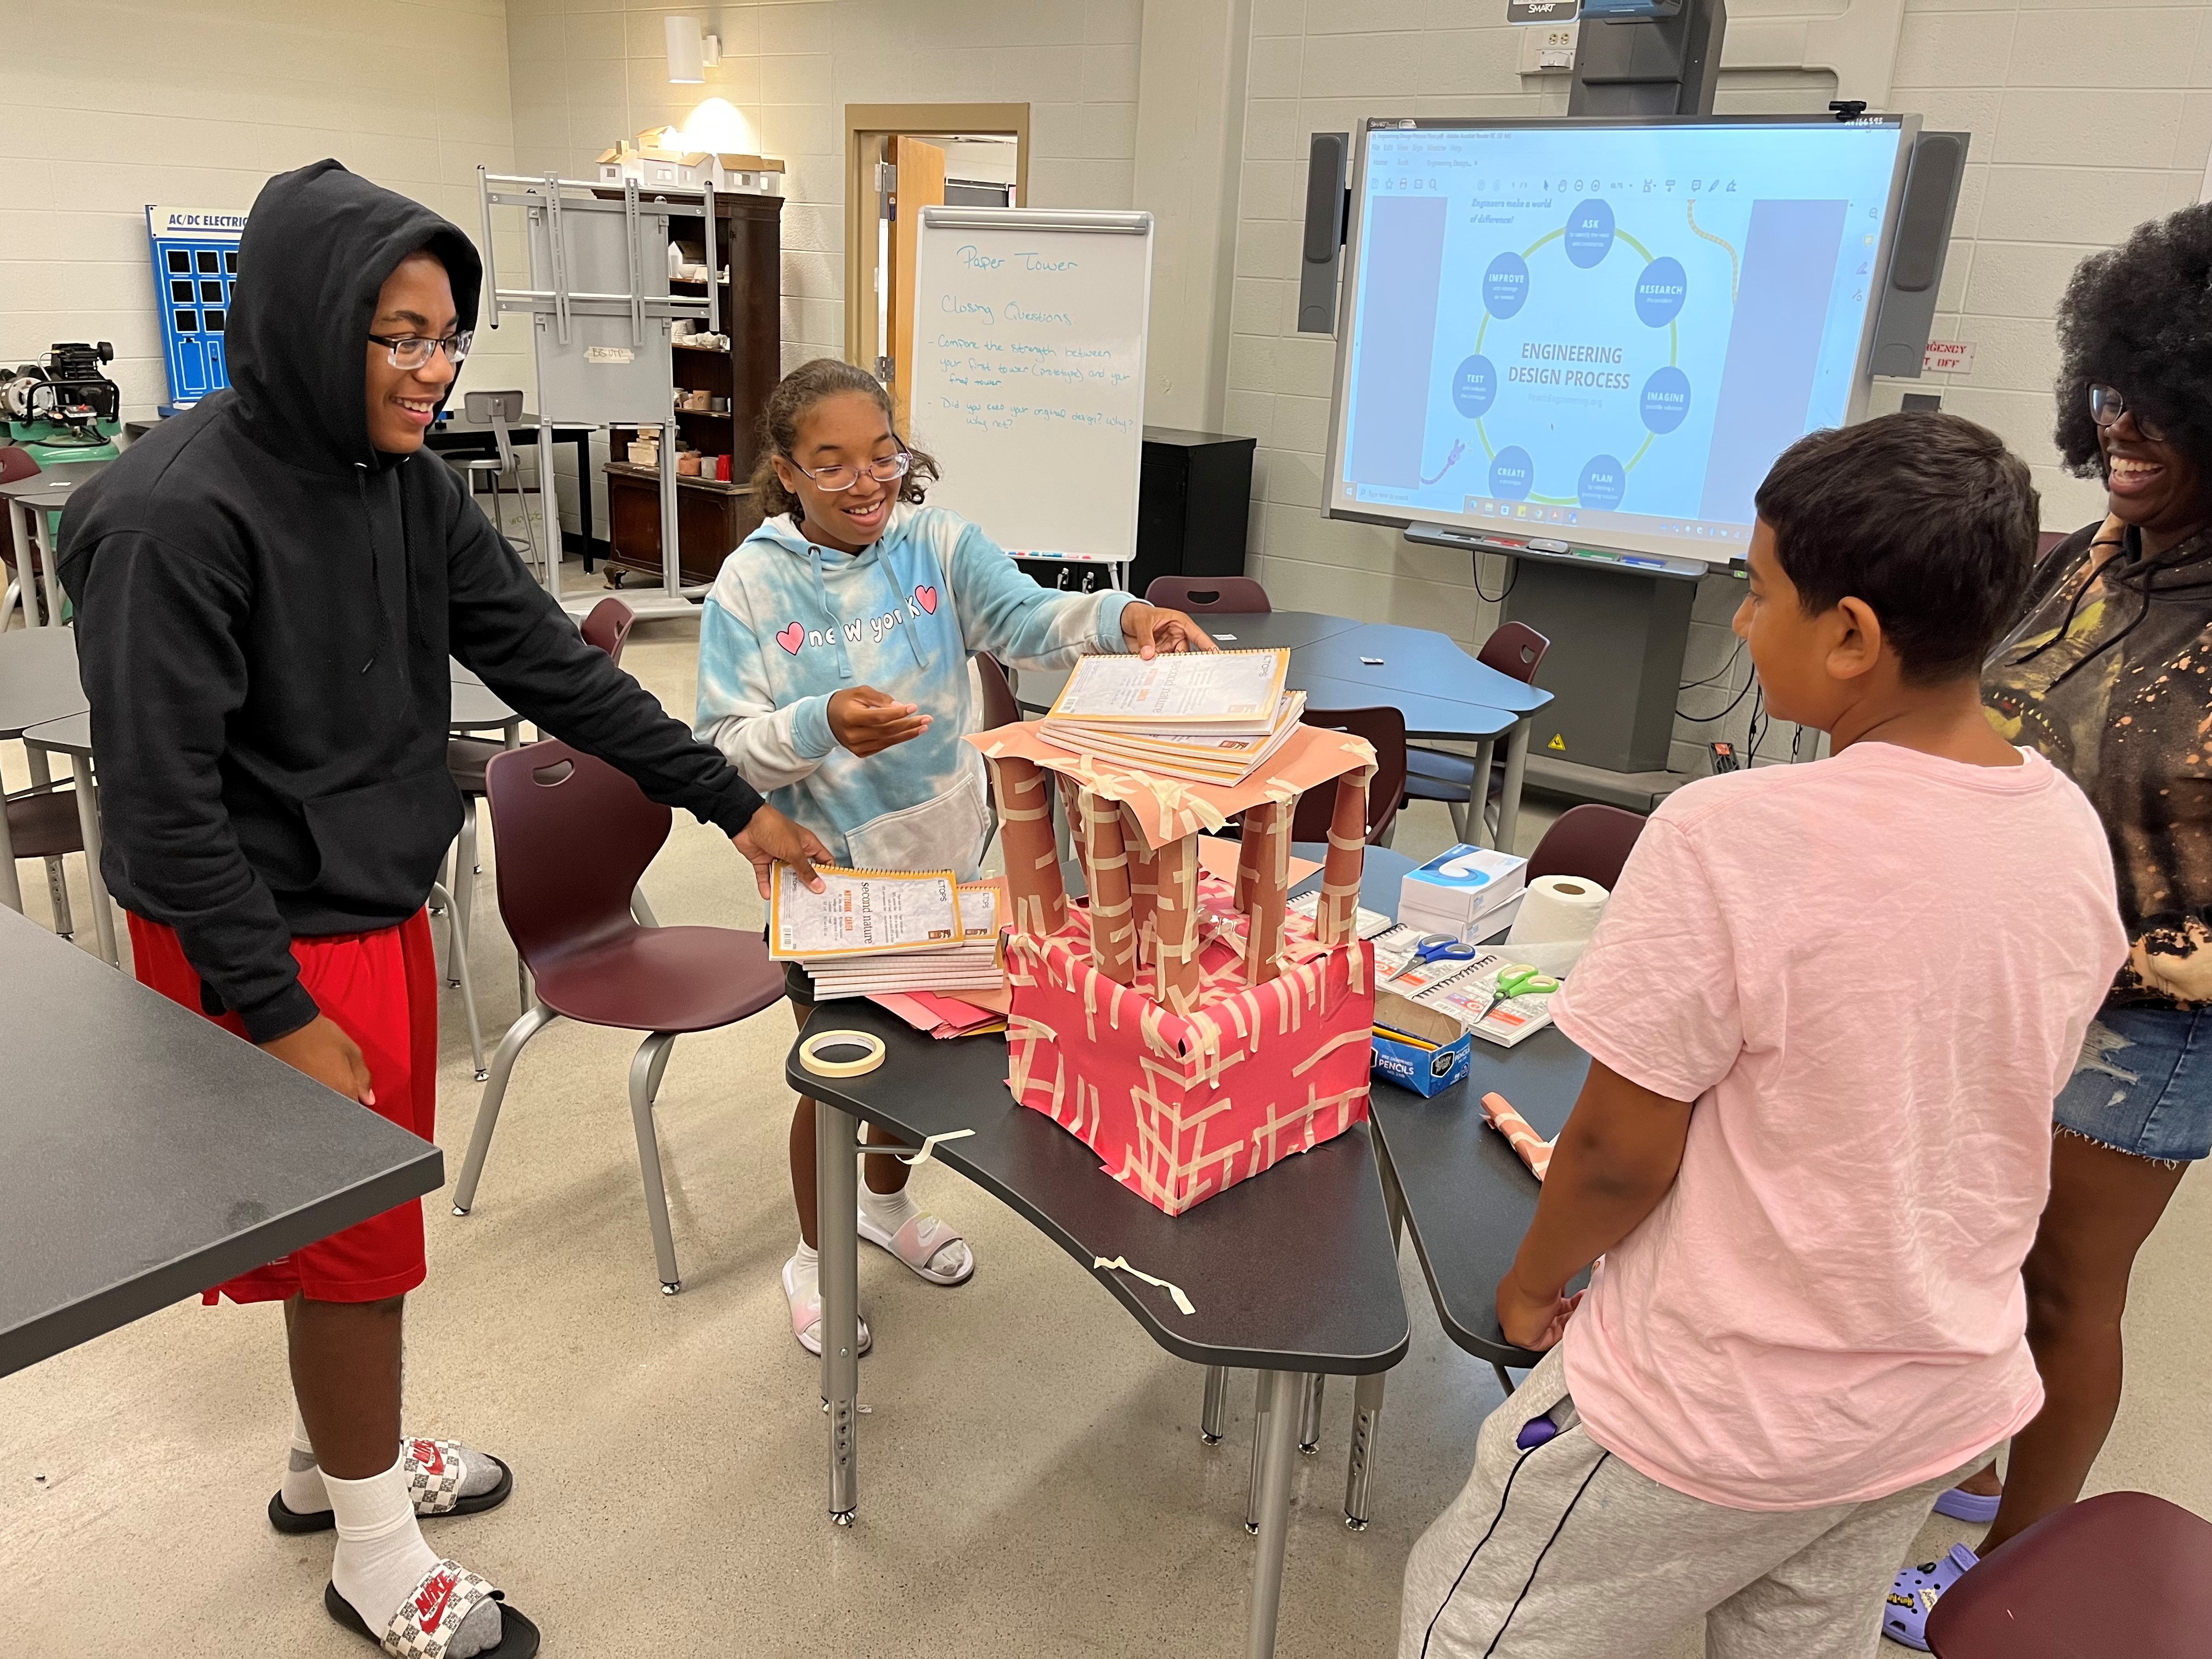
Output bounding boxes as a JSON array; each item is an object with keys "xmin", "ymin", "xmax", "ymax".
[{"xmin": 966, "ymin": 720, "xmax": 1380, "ymax": 1216}]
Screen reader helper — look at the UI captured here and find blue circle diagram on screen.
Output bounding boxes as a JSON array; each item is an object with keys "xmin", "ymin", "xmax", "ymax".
[{"xmin": 1336, "ymin": 121, "xmax": 1905, "ymax": 555}]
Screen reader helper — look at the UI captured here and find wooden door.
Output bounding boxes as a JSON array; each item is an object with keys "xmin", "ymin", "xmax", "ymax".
[{"xmin": 886, "ymin": 135, "xmax": 946, "ymax": 436}]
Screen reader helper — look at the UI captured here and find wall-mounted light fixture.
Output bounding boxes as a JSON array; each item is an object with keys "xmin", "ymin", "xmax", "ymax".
[{"xmin": 665, "ymin": 16, "xmax": 721, "ymax": 84}]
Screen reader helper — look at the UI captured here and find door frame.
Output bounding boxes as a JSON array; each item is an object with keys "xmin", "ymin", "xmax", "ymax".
[{"xmin": 842, "ymin": 103, "xmax": 1030, "ymax": 376}]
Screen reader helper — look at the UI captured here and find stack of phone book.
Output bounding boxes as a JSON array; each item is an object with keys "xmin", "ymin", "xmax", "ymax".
[
  {"xmin": 768, "ymin": 865, "xmax": 1006, "ymax": 1000},
  {"xmin": 1380, "ymin": 945, "xmax": 1561, "ymax": 1049},
  {"xmin": 1038, "ymin": 648, "xmax": 1306, "ymax": 785}
]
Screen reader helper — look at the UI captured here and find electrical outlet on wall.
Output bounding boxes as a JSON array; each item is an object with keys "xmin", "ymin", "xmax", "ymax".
[{"xmin": 1518, "ymin": 23, "xmax": 1578, "ymax": 75}]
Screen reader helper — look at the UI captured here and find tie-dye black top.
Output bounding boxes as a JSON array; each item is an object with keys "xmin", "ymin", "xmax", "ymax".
[{"xmin": 1983, "ymin": 518, "xmax": 2212, "ymax": 1010}]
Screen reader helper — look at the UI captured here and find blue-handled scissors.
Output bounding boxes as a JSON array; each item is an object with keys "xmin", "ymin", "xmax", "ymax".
[
  {"xmin": 1470, "ymin": 962, "xmax": 1561, "ymax": 1022},
  {"xmin": 1393, "ymin": 933, "xmax": 1478, "ymax": 979}
]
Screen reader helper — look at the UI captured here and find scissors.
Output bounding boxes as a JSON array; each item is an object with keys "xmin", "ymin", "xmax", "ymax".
[
  {"xmin": 1393, "ymin": 933, "xmax": 1479, "ymax": 979},
  {"xmin": 1470, "ymin": 963, "xmax": 1561, "ymax": 1022}
]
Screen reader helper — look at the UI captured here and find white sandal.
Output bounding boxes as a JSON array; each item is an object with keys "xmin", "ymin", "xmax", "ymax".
[
  {"xmin": 784, "ymin": 1256, "xmax": 873, "ymax": 1357},
  {"xmin": 323, "ymin": 1558, "xmax": 540, "ymax": 1657},
  {"xmin": 858, "ymin": 1210, "xmax": 975, "ymax": 1286}
]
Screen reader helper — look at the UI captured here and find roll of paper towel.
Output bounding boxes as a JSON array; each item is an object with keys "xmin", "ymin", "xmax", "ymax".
[{"xmin": 1505, "ymin": 875, "xmax": 1610, "ymax": 957}]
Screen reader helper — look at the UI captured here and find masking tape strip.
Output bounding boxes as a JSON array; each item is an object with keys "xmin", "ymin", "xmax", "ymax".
[
  {"xmin": 799, "ymin": 1030, "xmax": 887, "ymax": 1078},
  {"xmin": 898, "ymin": 1128, "xmax": 976, "ymax": 1167},
  {"xmin": 1093, "ymin": 1254, "xmax": 1197, "ymax": 1316}
]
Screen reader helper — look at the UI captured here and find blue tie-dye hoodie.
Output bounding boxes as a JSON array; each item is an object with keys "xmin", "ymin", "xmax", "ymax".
[{"xmin": 695, "ymin": 503, "xmax": 1133, "ymax": 879}]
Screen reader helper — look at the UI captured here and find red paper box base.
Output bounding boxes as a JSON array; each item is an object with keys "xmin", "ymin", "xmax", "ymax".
[{"xmin": 1005, "ymin": 887, "xmax": 1376, "ymax": 1216}]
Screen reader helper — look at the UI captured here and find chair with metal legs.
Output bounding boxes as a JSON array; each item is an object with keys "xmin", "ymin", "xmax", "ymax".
[
  {"xmin": 442, "ymin": 596, "xmax": 639, "ymax": 1077},
  {"xmin": 447, "ymin": 740, "xmax": 786, "ymax": 1293}
]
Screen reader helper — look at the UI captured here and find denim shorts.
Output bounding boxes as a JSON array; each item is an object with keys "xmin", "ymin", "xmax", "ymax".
[{"xmin": 2053, "ymin": 1005, "xmax": 2212, "ymax": 1163}]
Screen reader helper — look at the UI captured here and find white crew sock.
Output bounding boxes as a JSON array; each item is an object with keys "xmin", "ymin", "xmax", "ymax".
[
  {"xmin": 860, "ymin": 1182, "xmax": 967, "ymax": 1275},
  {"xmin": 327, "ymin": 1455, "xmax": 500, "ymax": 1657},
  {"xmin": 858, "ymin": 1182, "xmax": 918, "ymax": 1232},
  {"xmin": 281, "ymin": 1401, "xmax": 325, "ymax": 1514},
  {"xmin": 284, "ymin": 1403, "xmax": 502, "ymax": 1516},
  {"xmin": 788, "ymin": 1238, "xmax": 820, "ymax": 1306}
]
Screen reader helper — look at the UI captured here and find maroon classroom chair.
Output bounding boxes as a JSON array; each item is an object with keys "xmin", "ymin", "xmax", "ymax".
[
  {"xmin": 1291, "ymin": 705, "xmax": 1407, "ymax": 848},
  {"xmin": 579, "ymin": 594, "xmax": 637, "ymax": 662},
  {"xmin": 1925, "ymin": 1492, "xmax": 2212, "ymax": 1658},
  {"xmin": 1526, "ymin": 803, "xmax": 1646, "ymax": 892},
  {"xmin": 1403, "ymin": 622, "xmax": 1551, "ymax": 843},
  {"xmin": 1142, "ymin": 574, "xmax": 1272, "ymax": 614},
  {"xmin": 1, "ymin": 445, "xmax": 45, "ymax": 628},
  {"xmin": 976, "ymin": 652, "xmax": 1020, "ymax": 732},
  {"xmin": 448, "ymin": 740, "xmax": 786, "ymax": 1294},
  {"xmin": 443, "ymin": 597, "xmax": 639, "ymax": 1079}
]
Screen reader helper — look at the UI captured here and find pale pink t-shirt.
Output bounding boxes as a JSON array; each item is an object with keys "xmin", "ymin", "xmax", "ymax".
[{"xmin": 1550, "ymin": 742, "xmax": 2124, "ymax": 1511}]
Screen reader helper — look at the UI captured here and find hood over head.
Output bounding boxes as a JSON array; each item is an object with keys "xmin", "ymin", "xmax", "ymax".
[{"xmin": 228, "ymin": 160, "xmax": 483, "ymax": 473}]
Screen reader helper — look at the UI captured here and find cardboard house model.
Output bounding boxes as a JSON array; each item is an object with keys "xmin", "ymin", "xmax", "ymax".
[
  {"xmin": 595, "ymin": 131, "xmax": 786, "ymax": 195},
  {"xmin": 966, "ymin": 720, "xmax": 1380, "ymax": 1217}
]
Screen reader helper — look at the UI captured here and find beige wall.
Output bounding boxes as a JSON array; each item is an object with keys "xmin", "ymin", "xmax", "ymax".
[
  {"xmin": 504, "ymin": 0, "xmax": 1146, "ymax": 381},
  {"xmin": 0, "ymin": 0, "xmax": 528, "ymax": 421}
]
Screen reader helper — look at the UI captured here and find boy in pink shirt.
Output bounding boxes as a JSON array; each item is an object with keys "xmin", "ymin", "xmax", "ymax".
[{"xmin": 1400, "ymin": 414, "xmax": 2126, "ymax": 1659}]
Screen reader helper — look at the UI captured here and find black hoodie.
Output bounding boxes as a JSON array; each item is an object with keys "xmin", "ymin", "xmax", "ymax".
[{"xmin": 60, "ymin": 161, "xmax": 764, "ymax": 1041}]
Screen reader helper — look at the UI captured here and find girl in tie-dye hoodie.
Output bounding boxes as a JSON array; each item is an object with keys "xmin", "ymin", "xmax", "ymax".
[{"xmin": 695, "ymin": 358, "xmax": 1212, "ymax": 1353}]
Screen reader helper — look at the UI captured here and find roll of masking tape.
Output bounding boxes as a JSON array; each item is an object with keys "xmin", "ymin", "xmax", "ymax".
[{"xmin": 800, "ymin": 1030, "xmax": 887, "ymax": 1078}]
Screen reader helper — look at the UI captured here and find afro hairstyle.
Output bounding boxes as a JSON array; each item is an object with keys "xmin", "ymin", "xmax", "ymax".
[{"xmin": 2055, "ymin": 202, "xmax": 2212, "ymax": 478}]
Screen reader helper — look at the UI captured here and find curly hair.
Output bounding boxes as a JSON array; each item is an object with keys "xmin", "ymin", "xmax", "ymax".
[
  {"xmin": 2055, "ymin": 204, "xmax": 2212, "ymax": 478},
  {"xmin": 748, "ymin": 357, "xmax": 940, "ymax": 521}
]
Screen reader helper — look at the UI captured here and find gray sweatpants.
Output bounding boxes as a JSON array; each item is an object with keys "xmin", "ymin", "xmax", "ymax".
[{"xmin": 1400, "ymin": 1346, "xmax": 1984, "ymax": 1659}]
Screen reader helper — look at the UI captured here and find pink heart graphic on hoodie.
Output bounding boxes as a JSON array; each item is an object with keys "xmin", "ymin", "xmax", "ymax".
[
  {"xmin": 775, "ymin": 622, "xmax": 806, "ymax": 654},
  {"xmin": 914, "ymin": 585, "xmax": 939, "ymax": 614}
]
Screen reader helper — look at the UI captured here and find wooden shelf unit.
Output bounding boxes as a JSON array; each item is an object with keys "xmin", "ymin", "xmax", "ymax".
[{"xmin": 597, "ymin": 189, "xmax": 783, "ymax": 591}]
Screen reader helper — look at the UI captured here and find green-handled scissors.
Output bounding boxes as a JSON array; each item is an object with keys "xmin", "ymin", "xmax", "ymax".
[{"xmin": 1470, "ymin": 962, "xmax": 1560, "ymax": 1023}]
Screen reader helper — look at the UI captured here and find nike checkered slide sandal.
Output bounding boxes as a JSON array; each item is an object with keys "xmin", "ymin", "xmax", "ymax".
[
  {"xmin": 1882, "ymin": 1543, "xmax": 1977, "ymax": 1651},
  {"xmin": 271, "ymin": 1438, "xmax": 514, "ymax": 1534},
  {"xmin": 858, "ymin": 1210, "xmax": 975, "ymax": 1285},
  {"xmin": 785, "ymin": 1256, "xmax": 873, "ymax": 1357},
  {"xmin": 324, "ymin": 1561, "xmax": 540, "ymax": 1658}
]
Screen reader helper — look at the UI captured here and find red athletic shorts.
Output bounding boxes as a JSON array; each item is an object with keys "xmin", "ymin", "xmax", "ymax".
[{"xmin": 128, "ymin": 909, "xmax": 439, "ymax": 1305}]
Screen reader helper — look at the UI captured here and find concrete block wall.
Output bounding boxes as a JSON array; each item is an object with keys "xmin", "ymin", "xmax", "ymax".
[
  {"xmin": 1231, "ymin": 0, "xmax": 2212, "ymax": 775},
  {"xmin": 0, "ymin": 0, "xmax": 529, "ymax": 426},
  {"xmin": 503, "ymin": 0, "xmax": 1143, "ymax": 537}
]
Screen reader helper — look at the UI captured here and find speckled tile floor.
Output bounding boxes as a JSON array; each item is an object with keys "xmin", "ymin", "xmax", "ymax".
[{"xmin": 3, "ymin": 601, "xmax": 2204, "ymax": 1657}]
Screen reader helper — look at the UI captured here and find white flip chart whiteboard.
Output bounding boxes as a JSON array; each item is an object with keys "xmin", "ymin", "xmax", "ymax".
[{"xmin": 905, "ymin": 207, "xmax": 1153, "ymax": 569}]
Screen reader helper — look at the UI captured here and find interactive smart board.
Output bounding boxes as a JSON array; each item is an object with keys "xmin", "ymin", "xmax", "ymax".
[{"xmin": 1323, "ymin": 116, "xmax": 1916, "ymax": 565}]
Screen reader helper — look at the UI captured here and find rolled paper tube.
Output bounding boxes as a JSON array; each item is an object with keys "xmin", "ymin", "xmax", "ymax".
[
  {"xmin": 1314, "ymin": 771, "xmax": 1369, "ymax": 949},
  {"xmin": 1149, "ymin": 831, "xmax": 1202, "ymax": 1014},
  {"xmin": 1242, "ymin": 799, "xmax": 1291, "ymax": 984},
  {"xmin": 1481, "ymin": 1091, "xmax": 1554, "ymax": 1181},
  {"xmin": 1056, "ymin": 770, "xmax": 1091, "ymax": 873},
  {"xmin": 1125, "ymin": 808, "xmax": 1160, "ymax": 967},
  {"xmin": 986, "ymin": 754, "xmax": 1066, "ymax": 937},
  {"xmin": 1081, "ymin": 787, "xmax": 1138, "ymax": 984}
]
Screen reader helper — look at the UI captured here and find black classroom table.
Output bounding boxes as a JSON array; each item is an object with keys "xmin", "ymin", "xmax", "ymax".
[
  {"xmin": 791, "ymin": 991, "xmax": 1408, "ymax": 1658},
  {"xmin": 424, "ymin": 413, "xmax": 601, "ymax": 566},
  {"xmin": 0, "ymin": 906, "xmax": 445, "ymax": 1377}
]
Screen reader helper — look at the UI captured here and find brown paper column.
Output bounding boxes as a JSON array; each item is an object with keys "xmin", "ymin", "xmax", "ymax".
[
  {"xmin": 1082, "ymin": 788, "xmax": 1138, "ymax": 984},
  {"xmin": 986, "ymin": 753, "xmax": 1067, "ymax": 937},
  {"xmin": 1057, "ymin": 770, "xmax": 1090, "ymax": 878},
  {"xmin": 1126, "ymin": 810, "xmax": 1161, "ymax": 968},
  {"xmin": 1241, "ymin": 799, "xmax": 1292, "ymax": 984},
  {"xmin": 1313, "ymin": 772, "xmax": 1370, "ymax": 949},
  {"xmin": 1149, "ymin": 832, "xmax": 1203, "ymax": 1014}
]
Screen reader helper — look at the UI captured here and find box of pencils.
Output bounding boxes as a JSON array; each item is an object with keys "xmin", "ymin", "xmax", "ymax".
[{"xmin": 1371, "ymin": 991, "xmax": 1472, "ymax": 1098}]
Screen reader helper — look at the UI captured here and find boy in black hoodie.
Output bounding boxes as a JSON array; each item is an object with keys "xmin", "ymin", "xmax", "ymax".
[{"xmin": 61, "ymin": 162, "xmax": 828, "ymax": 1656}]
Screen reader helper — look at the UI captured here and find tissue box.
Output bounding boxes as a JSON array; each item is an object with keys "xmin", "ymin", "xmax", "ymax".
[
  {"xmin": 1372, "ymin": 990, "xmax": 1472, "ymax": 1097},
  {"xmin": 1400, "ymin": 845, "xmax": 1528, "ymax": 937}
]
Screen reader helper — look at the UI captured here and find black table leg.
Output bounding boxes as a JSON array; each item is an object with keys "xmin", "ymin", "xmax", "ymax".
[{"xmin": 570, "ymin": 430, "xmax": 596, "ymax": 573}]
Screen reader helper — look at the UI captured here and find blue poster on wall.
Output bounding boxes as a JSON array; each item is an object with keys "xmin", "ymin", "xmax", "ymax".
[{"xmin": 146, "ymin": 205, "xmax": 247, "ymax": 410}]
